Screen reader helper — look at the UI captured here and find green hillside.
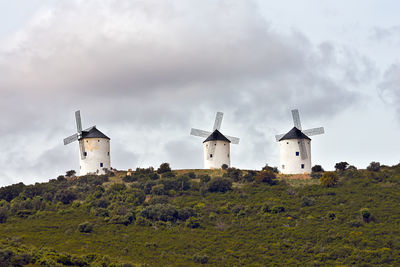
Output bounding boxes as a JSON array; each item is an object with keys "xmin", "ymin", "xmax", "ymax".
[{"xmin": 1, "ymin": 164, "xmax": 400, "ymax": 266}]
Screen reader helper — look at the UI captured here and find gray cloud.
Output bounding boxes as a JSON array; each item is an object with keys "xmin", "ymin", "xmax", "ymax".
[{"xmin": 0, "ymin": 0, "xmax": 373, "ymax": 186}]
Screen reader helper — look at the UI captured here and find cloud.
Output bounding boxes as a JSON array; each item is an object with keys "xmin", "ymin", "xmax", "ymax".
[
  {"xmin": 379, "ymin": 63, "xmax": 400, "ymax": 119},
  {"xmin": 0, "ymin": 0, "xmax": 372, "ymax": 186}
]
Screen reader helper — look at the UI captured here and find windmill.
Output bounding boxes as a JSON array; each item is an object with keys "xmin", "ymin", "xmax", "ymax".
[
  {"xmin": 191, "ymin": 112, "xmax": 240, "ymax": 169},
  {"xmin": 275, "ymin": 109, "xmax": 324, "ymax": 174},
  {"xmin": 63, "ymin": 110, "xmax": 111, "ymax": 175}
]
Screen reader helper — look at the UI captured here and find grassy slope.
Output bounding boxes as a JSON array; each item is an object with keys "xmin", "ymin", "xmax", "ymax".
[{"xmin": 1, "ymin": 168, "xmax": 400, "ymax": 266}]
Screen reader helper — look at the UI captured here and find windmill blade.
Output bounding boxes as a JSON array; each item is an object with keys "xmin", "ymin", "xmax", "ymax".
[
  {"xmin": 190, "ymin": 128, "xmax": 211, "ymax": 138},
  {"xmin": 298, "ymin": 139, "xmax": 308, "ymax": 160},
  {"xmin": 207, "ymin": 141, "xmax": 217, "ymax": 160},
  {"xmin": 302, "ymin": 127, "xmax": 324, "ymax": 137},
  {"xmin": 275, "ymin": 133, "xmax": 285, "ymax": 142},
  {"xmin": 75, "ymin": 110, "xmax": 83, "ymax": 133},
  {"xmin": 291, "ymin": 109, "xmax": 302, "ymax": 130},
  {"xmin": 63, "ymin": 133, "xmax": 79, "ymax": 145},
  {"xmin": 79, "ymin": 140, "xmax": 86, "ymax": 160},
  {"xmin": 213, "ymin": 112, "xmax": 224, "ymax": 131},
  {"xmin": 225, "ymin": 135, "xmax": 240, "ymax": 144}
]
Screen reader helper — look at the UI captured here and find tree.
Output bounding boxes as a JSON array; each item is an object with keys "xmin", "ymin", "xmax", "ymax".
[
  {"xmin": 157, "ymin": 163, "xmax": 171, "ymax": 174},
  {"xmin": 65, "ymin": 170, "xmax": 76, "ymax": 177},
  {"xmin": 221, "ymin": 164, "xmax": 228, "ymax": 170},
  {"xmin": 320, "ymin": 172, "xmax": 339, "ymax": 187},
  {"xmin": 254, "ymin": 171, "xmax": 277, "ymax": 185},
  {"xmin": 367, "ymin": 162, "xmax": 381, "ymax": 172},
  {"xmin": 206, "ymin": 178, "xmax": 232, "ymax": 193},
  {"xmin": 311, "ymin": 165, "xmax": 324, "ymax": 172},
  {"xmin": 334, "ymin": 162, "xmax": 349, "ymax": 171}
]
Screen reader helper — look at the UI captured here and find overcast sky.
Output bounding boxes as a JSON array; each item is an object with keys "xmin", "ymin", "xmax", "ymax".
[{"xmin": 1, "ymin": 0, "xmax": 399, "ymax": 186}]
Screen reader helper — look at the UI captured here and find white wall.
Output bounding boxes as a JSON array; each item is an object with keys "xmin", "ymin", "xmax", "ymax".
[
  {"xmin": 79, "ymin": 138, "xmax": 111, "ymax": 175},
  {"xmin": 279, "ymin": 139, "xmax": 311, "ymax": 174},
  {"xmin": 203, "ymin": 140, "xmax": 230, "ymax": 169}
]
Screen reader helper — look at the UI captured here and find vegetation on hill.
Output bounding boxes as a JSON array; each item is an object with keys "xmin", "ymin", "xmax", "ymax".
[{"xmin": 1, "ymin": 163, "xmax": 400, "ymax": 266}]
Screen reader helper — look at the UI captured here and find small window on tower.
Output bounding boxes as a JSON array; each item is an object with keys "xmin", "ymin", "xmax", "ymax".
[
  {"xmin": 227, "ymin": 154, "xmax": 229, "ymax": 158},
  {"xmin": 84, "ymin": 152, "xmax": 87, "ymax": 156},
  {"xmin": 301, "ymin": 164, "xmax": 305, "ymax": 169},
  {"xmin": 287, "ymin": 142, "xmax": 289, "ymax": 144},
  {"xmin": 100, "ymin": 163, "xmax": 103, "ymax": 167},
  {"xmin": 107, "ymin": 152, "xmax": 110, "ymax": 156},
  {"xmin": 296, "ymin": 152, "xmax": 299, "ymax": 156},
  {"xmin": 98, "ymin": 140, "xmax": 100, "ymax": 142},
  {"xmin": 282, "ymin": 165, "xmax": 285, "ymax": 169},
  {"xmin": 210, "ymin": 154, "xmax": 213, "ymax": 158}
]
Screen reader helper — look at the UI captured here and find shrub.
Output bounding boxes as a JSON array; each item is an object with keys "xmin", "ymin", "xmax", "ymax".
[
  {"xmin": 311, "ymin": 165, "xmax": 324, "ymax": 172},
  {"xmin": 185, "ymin": 217, "xmax": 201, "ymax": 228},
  {"xmin": 199, "ymin": 175, "xmax": 211, "ymax": 184},
  {"xmin": 328, "ymin": 212, "xmax": 336, "ymax": 220},
  {"xmin": 255, "ymin": 171, "xmax": 277, "ymax": 185},
  {"xmin": 301, "ymin": 197, "xmax": 315, "ymax": 207},
  {"xmin": 178, "ymin": 207, "xmax": 195, "ymax": 221},
  {"xmin": 361, "ymin": 208, "xmax": 371, "ymax": 223},
  {"xmin": 262, "ymin": 164, "xmax": 279, "ymax": 173},
  {"xmin": 335, "ymin": 162, "xmax": 349, "ymax": 171},
  {"xmin": 221, "ymin": 164, "xmax": 228, "ymax": 170},
  {"xmin": 65, "ymin": 170, "xmax": 76, "ymax": 177},
  {"xmin": 109, "ymin": 214, "xmax": 134, "ymax": 225},
  {"xmin": 193, "ymin": 254, "xmax": 209, "ymax": 264},
  {"xmin": 54, "ymin": 189, "xmax": 77, "ymax": 204},
  {"xmin": 0, "ymin": 208, "xmax": 8, "ymax": 223},
  {"xmin": 271, "ymin": 206, "xmax": 285, "ymax": 213},
  {"xmin": 161, "ymin": 172, "xmax": 175, "ymax": 178},
  {"xmin": 187, "ymin": 172, "xmax": 196, "ymax": 178},
  {"xmin": 151, "ymin": 184, "xmax": 166, "ymax": 195},
  {"xmin": 78, "ymin": 221, "xmax": 93, "ymax": 233},
  {"xmin": 224, "ymin": 168, "xmax": 242, "ymax": 181},
  {"xmin": 148, "ymin": 196, "xmax": 168, "ymax": 205},
  {"xmin": 141, "ymin": 204, "xmax": 178, "ymax": 222},
  {"xmin": 206, "ymin": 178, "xmax": 232, "ymax": 193},
  {"xmin": 320, "ymin": 172, "xmax": 339, "ymax": 187},
  {"xmin": 367, "ymin": 162, "xmax": 381, "ymax": 172},
  {"xmin": 157, "ymin": 163, "xmax": 171, "ymax": 174}
]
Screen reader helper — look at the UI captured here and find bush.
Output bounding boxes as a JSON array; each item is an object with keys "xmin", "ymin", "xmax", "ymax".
[
  {"xmin": 141, "ymin": 204, "xmax": 178, "ymax": 222},
  {"xmin": 221, "ymin": 164, "xmax": 228, "ymax": 170},
  {"xmin": 224, "ymin": 168, "xmax": 242, "ymax": 181},
  {"xmin": 193, "ymin": 254, "xmax": 209, "ymax": 264},
  {"xmin": 78, "ymin": 221, "xmax": 93, "ymax": 233},
  {"xmin": 199, "ymin": 175, "xmax": 211, "ymax": 184},
  {"xmin": 206, "ymin": 178, "xmax": 232, "ymax": 193},
  {"xmin": 65, "ymin": 170, "xmax": 76, "ymax": 177},
  {"xmin": 151, "ymin": 184, "xmax": 166, "ymax": 195},
  {"xmin": 367, "ymin": 162, "xmax": 381, "ymax": 172},
  {"xmin": 311, "ymin": 165, "xmax": 324, "ymax": 172},
  {"xmin": 178, "ymin": 207, "xmax": 195, "ymax": 221},
  {"xmin": 301, "ymin": 197, "xmax": 315, "ymax": 207},
  {"xmin": 54, "ymin": 189, "xmax": 77, "ymax": 204},
  {"xmin": 271, "ymin": 206, "xmax": 285, "ymax": 213},
  {"xmin": 185, "ymin": 217, "xmax": 201, "ymax": 228},
  {"xmin": 335, "ymin": 162, "xmax": 349, "ymax": 171},
  {"xmin": 157, "ymin": 163, "xmax": 171, "ymax": 174},
  {"xmin": 254, "ymin": 171, "xmax": 277, "ymax": 185},
  {"xmin": 149, "ymin": 195, "xmax": 169, "ymax": 205},
  {"xmin": 320, "ymin": 172, "xmax": 339, "ymax": 187},
  {"xmin": 361, "ymin": 208, "xmax": 371, "ymax": 223},
  {"xmin": 0, "ymin": 208, "xmax": 8, "ymax": 223},
  {"xmin": 262, "ymin": 164, "xmax": 279, "ymax": 173}
]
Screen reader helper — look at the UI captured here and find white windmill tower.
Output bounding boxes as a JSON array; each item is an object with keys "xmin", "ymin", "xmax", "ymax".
[
  {"xmin": 190, "ymin": 112, "xmax": 240, "ymax": 169},
  {"xmin": 63, "ymin": 110, "xmax": 111, "ymax": 176},
  {"xmin": 275, "ymin": 109, "xmax": 324, "ymax": 174}
]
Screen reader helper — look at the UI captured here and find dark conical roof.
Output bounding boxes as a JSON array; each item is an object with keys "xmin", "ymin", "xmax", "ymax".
[
  {"xmin": 279, "ymin": 127, "xmax": 310, "ymax": 141},
  {"xmin": 80, "ymin": 127, "xmax": 110, "ymax": 140},
  {"xmin": 203, "ymin": 129, "xmax": 231, "ymax": 143}
]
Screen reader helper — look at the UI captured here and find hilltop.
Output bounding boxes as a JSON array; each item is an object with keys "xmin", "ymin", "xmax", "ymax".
[{"xmin": 1, "ymin": 164, "xmax": 400, "ymax": 266}]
